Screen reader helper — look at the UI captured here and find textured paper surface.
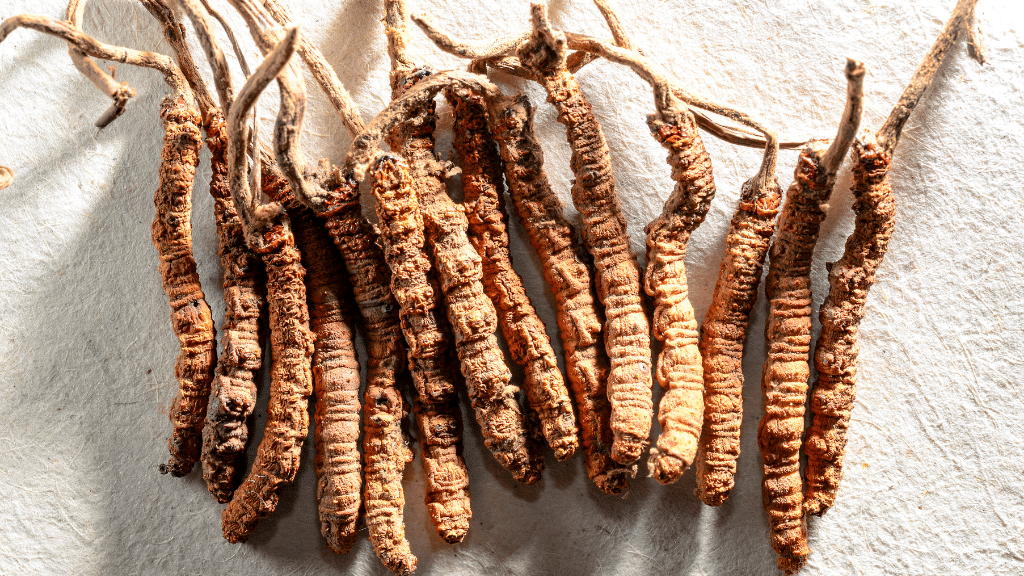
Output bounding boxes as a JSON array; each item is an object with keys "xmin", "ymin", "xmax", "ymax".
[{"xmin": 1, "ymin": 1, "xmax": 1022, "ymax": 574}]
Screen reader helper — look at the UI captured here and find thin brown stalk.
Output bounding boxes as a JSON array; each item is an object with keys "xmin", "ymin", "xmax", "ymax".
[{"xmin": 66, "ymin": 0, "xmax": 135, "ymax": 128}]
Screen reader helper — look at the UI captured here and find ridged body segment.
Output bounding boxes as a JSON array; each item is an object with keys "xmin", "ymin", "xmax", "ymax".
[
  {"xmin": 449, "ymin": 86, "xmax": 578, "ymax": 461},
  {"xmin": 371, "ymin": 154, "xmax": 475, "ymax": 538},
  {"xmin": 804, "ymin": 138, "xmax": 895, "ymax": 517},
  {"xmin": 200, "ymin": 113, "xmax": 266, "ymax": 501},
  {"xmin": 643, "ymin": 114, "xmax": 716, "ymax": 485},
  {"xmin": 263, "ymin": 168, "xmax": 363, "ymax": 553},
  {"xmin": 153, "ymin": 95, "xmax": 218, "ymax": 477},
  {"xmin": 489, "ymin": 95, "xmax": 631, "ymax": 494},
  {"xmin": 532, "ymin": 65, "xmax": 653, "ymax": 465},
  {"xmin": 222, "ymin": 219, "xmax": 315, "ymax": 543}
]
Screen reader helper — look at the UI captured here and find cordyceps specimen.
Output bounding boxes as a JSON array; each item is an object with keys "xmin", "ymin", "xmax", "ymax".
[
  {"xmin": 644, "ymin": 107, "xmax": 717, "ymax": 485},
  {"xmin": 754, "ymin": 63, "xmax": 865, "ymax": 576},
  {"xmin": 384, "ymin": 0, "xmax": 539, "ymax": 486},
  {"xmin": 448, "ymin": 85, "xmax": 579, "ymax": 462},
  {"xmin": 262, "ymin": 162, "xmax": 362, "ymax": 553},
  {"xmin": 701, "ymin": 147, "xmax": 787, "ymax": 567},
  {"xmin": 147, "ymin": 65, "xmax": 216, "ymax": 480},
  {"xmin": 385, "ymin": 0, "xmax": 475, "ymax": 543},
  {"xmin": 755, "ymin": 60, "xmax": 865, "ymax": 528},
  {"xmin": 804, "ymin": 0, "xmax": 982, "ymax": 521},
  {"xmin": 489, "ymin": 93, "xmax": 632, "ymax": 494},
  {"xmin": 200, "ymin": 113, "xmax": 267, "ymax": 502},
  {"xmin": 369, "ymin": 154, "xmax": 472, "ymax": 544},
  {"xmin": 517, "ymin": 3, "xmax": 653, "ymax": 465},
  {"xmin": 218, "ymin": 28, "xmax": 316, "ymax": 543},
  {"xmin": 138, "ymin": 0, "xmax": 268, "ymax": 503},
  {"xmin": 0, "ymin": 14, "xmax": 222, "ymax": 479},
  {"xmin": 0, "ymin": 14, "xmax": 218, "ymax": 479},
  {"xmin": 225, "ymin": 0, "xmax": 418, "ymax": 565}
]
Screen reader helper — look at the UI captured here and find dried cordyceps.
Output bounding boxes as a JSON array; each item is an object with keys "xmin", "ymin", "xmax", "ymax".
[
  {"xmin": 134, "ymin": 0, "xmax": 264, "ymax": 500},
  {"xmin": 692, "ymin": 141, "xmax": 786, "ymax": 566},
  {"xmin": 262, "ymin": 164, "xmax": 362, "ymax": 553},
  {"xmin": 219, "ymin": 28, "xmax": 316, "ymax": 543},
  {"xmin": 370, "ymin": 153, "xmax": 473, "ymax": 537},
  {"xmin": 644, "ymin": 111, "xmax": 717, "ymax": 485},
  {"xmin": 227, "ymin": 0, "xmax": 418, "ymax": 559},
  {"xmin": 753, "ymin": 66, "xmax": 865, "ymax": 575},
  {"xmin": 200, "ymin": 114, "xmax": 267, "ymax": 502},
  {"xmin": 804, "ymin": 0, "xmax": 981, "ymax": 520},
  {"xmin": 0, "ymin": 12, "xmax": 219, "ymax": 479},
  {"xmin": 754, "ymin": 60, "xmax": 864, "ymax": 522},
  {"xmin": 688, "ymin": 138, "xmax": 788, "ymax": 568},
  {"xmin": 517, "ymin": 4, "xmax": 652, "ymax": 465},
  {"xmin": 150, "ymin": 91, "xmax": 218, "ymax": 479},
  {"xmin": 744, "ymin": 64, "xmax": 864, "ymax": 517},
  {"xmin": 384, "ymin": 2, "xmax": 538, "ymax": 485},
  {"xmin": 448, "ymin": 85, "xmax": 578, "ymax": 462},
  {"xmin": 488, "ymin": 93, "xmax": 631, "ymax": 494}
]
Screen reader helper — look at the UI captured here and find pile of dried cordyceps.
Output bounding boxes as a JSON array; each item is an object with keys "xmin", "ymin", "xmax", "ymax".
[{"xmin": 0, "ymin": 0, "xmax": 986, "ymax": 573}]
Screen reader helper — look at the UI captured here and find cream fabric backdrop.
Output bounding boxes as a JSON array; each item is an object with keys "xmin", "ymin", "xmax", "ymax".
[{"xmin": 0, "ymin": 1, "xmax": 1021, "ymax": 574}]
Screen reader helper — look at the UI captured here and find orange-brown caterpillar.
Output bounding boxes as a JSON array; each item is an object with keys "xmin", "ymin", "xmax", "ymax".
[
  {"xmin": 200, "ymin": 113, "xmax": 266, "ymax": 501},
  {"xmin": 0, "ymin": 12, "xmax": 220, "ymax": 480},
  {"xmin": 262, "ymin": 165, "xmax": 362, "ymax": 553},
  {"xmin": 370, "ymin": 153, "xmax": 475, "ymax": 537},
  {"xmin": 152, "ymin": 95, "xmax": 219, "ymax": 478},
  {"xmin": 754, "ymin": 61, "xmax": 865, "ymax": 529},
  {"xmin": 804, "ymin": 0, "xmax": 979, "ymax": 520},
  {"xmin": 220, "ymin": 28, "xmax": 315, "ymax": 543},
  {"xmin": 381, "ymin": 2, "xmax": 538, "ymax": 485},
  {"xmin": 644, "ymin": 112, "xmax": 716, "ymax": 485},
  {"xmin": 220, "ymin": 214, "xmax": 314, "ymax": 542},
  {"xmin": 489, "ymin": 94, "xmax": 632, "ymax": 494},
  {"xmin": 517, "ymin": 4, "xmax": 652, "ymax": 465},
  {"xmin": 448, "ymin": 85, "xmax": 578, "ymax": 461},
  {"xmin": 755, "ymin": 60, "xmax": 864, "ymax": 573}
]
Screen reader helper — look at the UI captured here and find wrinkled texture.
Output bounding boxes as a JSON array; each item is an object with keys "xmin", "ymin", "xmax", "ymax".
[
  {"xmin": 1, "ymin": 1, "xmax": 1020, "ymax": 575},
  {"xmin": 363, "ymin": 373, "xmax": 416, "ymax": 574},
  {"xmin": 520, "ymin": 37, "xmax": 653, "ymax": 466},
  {"xmin": 721, "ymin": 178, "xmax": 804, "ymax": 573},
  {"xmin": 262, "ymin": 168, "xmax": 362, "ymax": 553},
  {"xmin": 200, "ymin": 113, "xmax": 266, "ymax": 503},
  {"xmin": 221, "ymin": 219, "xmax": 315, "ymax": 543},
  {"xmin": 314, "ymin": 169, "xmax": 414, "ymax": 565},
  {"xmin": 371, "ymin": 154, "xmax": 475, "ymax": 537},
  {"xmin": 749, "ymin": 143, "xmax": 832, "ymax": 514},
  {"xmin": 152, "ymin": 95, "xmax": 217, "ymax": 477},
  {"xmin": 644, "ymin": 114, "xmax": 716, "ymax": 485},
  {"xmin": 389, "ymin": 75, "xmax": 539, "ymax": 485},
  {"xmin": 449, "ymin": 86, "xmax": 578, "ymax": 461},
  {"xmin": 489, "ymin": 94, "xmax": 632, "ymax": 494},
  {"xmin": 804, "ymin": 138, "xmax": 896, "ymax": 518}
]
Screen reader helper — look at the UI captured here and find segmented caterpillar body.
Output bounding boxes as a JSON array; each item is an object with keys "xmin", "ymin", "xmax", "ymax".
[
  {"xmin": 489, "ymin": 94, "xmax": 632, "ymax": 494},
  {"xmin": 449, "ymin": 86, "xmax": 578, "ymax": 462},
  {"xmin": 644, "ymin": 113, "xmax": 716, "ymax": 485},
  {"xmin": 154, "ymin": 95, "xmax": 218, "ymax": 478}
]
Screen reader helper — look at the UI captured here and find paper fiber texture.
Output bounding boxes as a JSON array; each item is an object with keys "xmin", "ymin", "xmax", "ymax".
[{"xmin": 0, "ymin": 1, "xmax": 1021, "ymax": 574}]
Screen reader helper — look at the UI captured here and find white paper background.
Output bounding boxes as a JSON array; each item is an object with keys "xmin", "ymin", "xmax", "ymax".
[{"xmin": 1, "ymin": 1, "xmax": 1022, "ymax": 575}]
